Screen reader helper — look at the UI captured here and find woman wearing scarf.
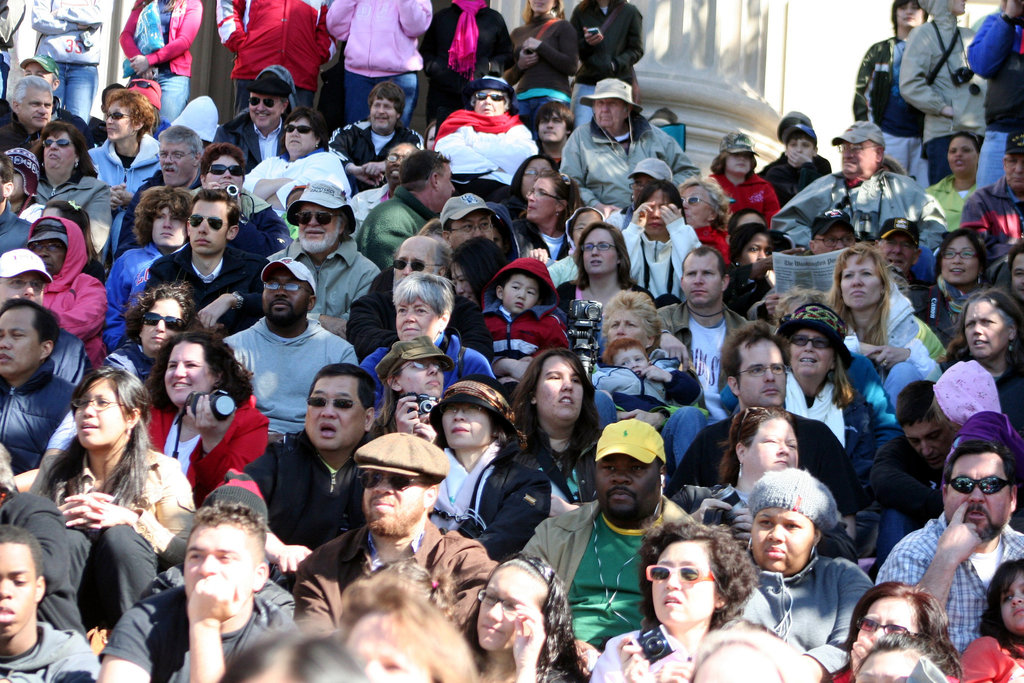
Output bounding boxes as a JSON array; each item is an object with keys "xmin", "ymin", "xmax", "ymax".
[
  {"xmin": 420, "ymin": 2, "xmax": 514, "ymax": 125},
  {"xmin": 913, "ymin": 227, "xmax": 987, "ymax": 347},
  {"xmin": 434, "ymin": 76, "xmax": 537, "ymax": 200},
  {"xmin": 428, "ymin": 375, "xmax": 551, "ymax": 560}
]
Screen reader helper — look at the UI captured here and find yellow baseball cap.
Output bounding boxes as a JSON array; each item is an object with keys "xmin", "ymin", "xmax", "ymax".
[{"xmin": 595, "ymin": 419, "xmax": 665, "ymax": 464}]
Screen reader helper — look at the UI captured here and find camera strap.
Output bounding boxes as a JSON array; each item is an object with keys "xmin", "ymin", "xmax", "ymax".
[
  {"xmin": 534, "ymin": 445, "xmax": 578, "ymax": 504},
  {"xmin": 925, "ymin": 23, "xmax": 960, "ymax": 86}
]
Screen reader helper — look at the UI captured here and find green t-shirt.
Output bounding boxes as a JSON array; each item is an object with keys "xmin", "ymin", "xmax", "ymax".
[{"xmin": 567, "ymin": 514, "xmax": 645, "ymax": 647}]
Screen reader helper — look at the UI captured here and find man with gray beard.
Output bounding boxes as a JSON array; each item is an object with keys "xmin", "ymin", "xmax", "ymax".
[
  {"xmin": 878, "ymin": 439, "xmax": 1024, "ymax": 651},
  {"xmin": 270, "ymin": 180, "xmax": 380, "ymax": 339}
]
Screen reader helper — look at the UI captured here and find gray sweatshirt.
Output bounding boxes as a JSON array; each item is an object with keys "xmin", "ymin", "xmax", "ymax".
[{"xmin": 0, "ymin": 622, "xmax": 99, "ymax": 682}]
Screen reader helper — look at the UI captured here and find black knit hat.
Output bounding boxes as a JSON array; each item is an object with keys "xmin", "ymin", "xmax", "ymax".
[{"xmin": 204, "ymin": 471, "xmax": 268, "ymax": 522}]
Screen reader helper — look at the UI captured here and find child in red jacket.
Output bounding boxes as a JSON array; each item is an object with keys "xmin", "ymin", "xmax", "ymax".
[
  {"xmin": 482, "ymin": 258, "xmax": 568, "ymax": 383},
  {"xmin": 710, "ymin": 132, "xmax": 781, "ymax": 222}
]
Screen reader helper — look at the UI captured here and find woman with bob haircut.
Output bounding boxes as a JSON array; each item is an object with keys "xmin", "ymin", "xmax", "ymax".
[
  {"xmin": 32, "ymin": 367, "xmax": 195, "ymax": 629},
  {"xmin": 590, "ymin": 521, "xmax": 759, "ymax": 681},
  {"xmin": 146, "ymin": 330, "xmax": 269, "ymax": 504}
]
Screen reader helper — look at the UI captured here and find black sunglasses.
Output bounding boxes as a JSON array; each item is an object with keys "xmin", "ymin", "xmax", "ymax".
[
  {"xmin": 105, "ymin": 112, "xmax": 129, "ymax": 121},
  {"xmin": 43, "ymin": 138, "xmax": 71, "ymax": 148},
  {"xmin": 789, "ymin": 335, "xmax": 831, "ymax": 349},
  {"xmin": 141, "ymin": 312, "xmax": 185, "ymax": 329},
  {"xmin": 474, "ymin": 92, "xmax": 506, "ymax": 102},
  {"xmin": 295, "ymin": 210, "xmax": 335, "ymax": 226},
  {"xmin": 187, "ymin": 214, "xmax": 225, "ymax": 231},
  {"xmin": 285, "ymin": 124, "xmax": 313, "ymax": 134},
  {"xmin": 249, "ymin": 96, "xmax": 278, "ymax": 108},
  {"xmin": 393, "ymin": 258, "xmax": 427, "ymax": 272},
  {"xmin": 208, "ymin": 163, "xmax": 244, "ymax": 176},
  {"xmin": 949, "ymin": 476, "xmax": 1011, "ymax": 495},
  {"xmin": 359, "ymin": 470, "xmax": 422, "ymax": 491},
  {"xmin": 307, "ymin": 396, "xmax": 355, "ymax": 410}
]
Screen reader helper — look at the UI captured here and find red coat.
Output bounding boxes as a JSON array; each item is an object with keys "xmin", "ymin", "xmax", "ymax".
[
  {"xmin": 149, "ymin": 396, "xmax": 269, "ymax": 505},
  {"xmin": 481, "ymin": 257, "xmax": 568, "ymax": 360},
  {"xmin": 962, "ymin": 636, "xmax": 1024, "ymax": 683},
  {"xmin": 711, "ymin": 172, "xmax": 781, "ymax": 222},
  {"xmin": 695, "ymin": 225, "xmax": 730, "ymax": 264}
]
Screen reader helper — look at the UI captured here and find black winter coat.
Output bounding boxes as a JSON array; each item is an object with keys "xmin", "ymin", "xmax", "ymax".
[
  {"xmin": 214, "ymin": 111, "xmax": 267, "ymax": 173},
  {"xmin": 328, "ymin": 121, "xmax": 423, "ymax": 192},
  {"xmin": 569, "ymin": 0, "xmax": 643, "ymax": 85}
]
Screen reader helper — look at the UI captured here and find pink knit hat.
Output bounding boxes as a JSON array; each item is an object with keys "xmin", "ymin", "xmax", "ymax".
[{"xmin": 933, "ymin": 360, "xmax": 1000, "ymax": 427}]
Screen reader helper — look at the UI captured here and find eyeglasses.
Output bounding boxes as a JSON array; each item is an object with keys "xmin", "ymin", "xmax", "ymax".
[
  {"xmin": 527, "ymin": 187, "xmax": 557, "ymax": 200},
  {"xmin": 882, "ymin": 238, "xmax": 917, "ymax": 250},
  {"xmin": 307, "ymin": 396, "xmax": 355, "ymax": 410},
  {"xmin": 285, "ymin": 124, "xmax": 313, "ymax": 134},
  {"xmin": 789, "ymin": 334, "xmax": 831, "ymax": 349},
  {"xmin": 129, "ymin": 80, "xmax": 156, "ymax": 89},
  {"xmin": 523, "ymin": 169, "xmax": 541, "ymax": 176},
  {"xmin": 27, "ymin": 241, "xmax": 64, "ymax": 253},
  {"xmin": 447, "ymin": 221, "xmax": 492, "ymax": 235},
  {"xmin": 295, "ymin": 210, "xmax": 336, "ymax": 226},
  {"xmin": 393, "ymin": 258, "xmax": 432, "ymax": 272},
  {"xmin": 473, "ymin": 92, "xmax": 506, "ymax": 103},
  {"xmin": 948, "ymin": 475, "xmax": 1011, "ymax": 495},
  {"xmin": 264, "ymin": 281, "xmax": 305, "ymax": 292},
  {"xmin": 3, "ymin": 277, "xmax": 47, "ymax": 291},
  {"xmin": 188, "ymin": 214, "xmax": 225, "ymax": 231},
  {"xmin": 582, "ymin": 242, "xmax": 615, "ymax": 252},
  {"xmin": 387, "ymin": 153, "xmax": 411, "ymax": 162},
  {"xmin": 159, "ymin": 151, "xmax": 190, "ymax": 161},
  {"xmin": 477, "ymin": 590, "xmax": 519, "ymax": 617},
  {"xmin": 441, "ymin": 404, "xmax": 485, "ymax": 417},
  {"xmin": 43, "ymin": 138, "xmax": 71, "ymax": 148},
  {"xmin": 249, "ymin": 96, "xmax": 278, "ymax": 108},
  {"xmin": 838, "ymin": 142, "xmax": 878, "ymax": 154},
  {"xmin": 856, "ymin": 618, "xmax": 915, "ymax": 636},
  {"xmin": 142, "ymin": 312, "xmax": 185, "ymax": 329},
  {"xmin": 941, "ymin": 249, "xmax": 976, "ymax": 260},
  {"xmin": 645, "ymin": 565, "xmax": 716, "ymax": 584},
  {"xmin": 813, "ymin": 235, "xmax": 856, "ymax": 248},
  {"xmin": 208, "ymin": 163, "xmax": 244, "ymax": 176},
  {"xmin": 404, "ymin": 360, "xmax": 442, "ymax": 372},
  {"xmin": 359, "ymin": 470, "xmax": 422, "ymax": 491},
  {"xmin": 105, "ymin": 112, "xmax": 129, "ymax": 121},
  {"xmin": 71, "ymin": 396, "xmax": 122, "ymax": 411},
  {"xmin": 738, "ymin": 363, "xmax": 787, "ymax": 377},
  {"xmin": 683, "ymin": 196, "xmax": 707, "ymax": 206}
]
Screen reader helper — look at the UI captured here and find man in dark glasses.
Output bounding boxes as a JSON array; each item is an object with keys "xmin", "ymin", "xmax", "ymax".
[
  {"xmin": 294, "ymin": 432, "xmax": 495, "ymax": 633},
  {"xmin": 878, "ymin": 439, "xmax": 1024, "ymax": 651},
  {"xmin": 145, "ymin": 188, "xmax": 265, "ymax": 334},
  {"xmin": 244, "ymin": 363, "xmax": 374, "ymax": 571},
  {"xmin": 226, "ymin": 258, "xmax": 356, "ymax": 437},
  {"xmin": 214, "ymin": 69, "xmax": 294, "ymax": 173}
]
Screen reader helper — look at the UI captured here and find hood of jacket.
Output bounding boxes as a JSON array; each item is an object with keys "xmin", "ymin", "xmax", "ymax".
[
  {"xmin": 887, "ymin": 282, "xmax": 921, "ymax": 345},
  {"xmin": 97, "ymin": 134, "xmax": 160, "ymax": 170},
  {"xmin": 919, "ymin": 0, "xmax": 956, "ymax": 31},
  {"xmin": 32, "ymin": 216, "xmax": 87, "ymax": 294},
  {"xmin": 482, "ymin": 257, "xmax": 560, "ymax": 316}
]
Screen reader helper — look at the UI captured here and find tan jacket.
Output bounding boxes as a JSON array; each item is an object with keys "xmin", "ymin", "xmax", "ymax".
[{"xmin": 657, "ymin": 303, "xmax": 748, "ymax": 391}]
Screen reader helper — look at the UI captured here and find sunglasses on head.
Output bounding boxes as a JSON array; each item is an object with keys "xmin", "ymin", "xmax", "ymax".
[
  {"xmin": 306, "ymin": 396, "xmax": 355, "ymax": 410},
  {"xmin": 141, "ymin": 312, "xmax": 185, "ymax": 329},
  {"xmin": 208, "ymin": 163, "xmax": 244, "ymax": 176},
  {"xmin": 249, "ymin": 96, "xmax": 278, "ymax": 108},
  {"xmin": 474, "ymin": 92, "xmax": 506, "ymax": 102},
  {"xmin": 359, "ymin": 470, "xmax": 422, "ymax": 491},
  {"xmin": 645, "ymin": 565, "xmax": 715, "ymax": 583},
  {"xmin": 949, "ymin": 475, "xmax": 1011, "ymax": 495},
  {"xmin": 393, "ymin": 258, "xmax": 428, "ymax": 272},
  {"xmin": 295, "ymin": 210, "xmax": 335, "ymax": 226},
  {"xmin": 187, "ymin": 214, "xmax": 225, "ymax": 231},
  {"xmin": 43, "ymin": 138, "xmax": 71, "ymax": 148},
  {"xmin": 285, "ymin": 124, "xmax": 313, "ymax": 134}
]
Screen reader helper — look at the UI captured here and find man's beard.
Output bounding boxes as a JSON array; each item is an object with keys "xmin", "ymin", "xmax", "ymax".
[
  {"xmin": 364, "ymin": 495, "xmax": 424, "ymax": 539},
  {"xmin": 266, "ymin": 304, "xmax": 305, "ymax": 329},
  {"xmin": 299, "ymin": 233, "xmax": 336, "ymax": 255},
  {"xmin": 967, "ymin": 502, "xmax": 1003, "ymax": 543}
]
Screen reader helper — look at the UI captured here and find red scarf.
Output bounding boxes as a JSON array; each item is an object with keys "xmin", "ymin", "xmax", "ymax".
[
  {"xmin": 448, "ymin": 0, "xmax": 487, "ymax": 78},
  {"xmin": 435, "ymin": 110, "xmax": 523, "ymax": 144}
]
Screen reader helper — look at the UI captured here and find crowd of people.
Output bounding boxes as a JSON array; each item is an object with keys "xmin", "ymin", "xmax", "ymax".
[{"xmin": 0, "ymin": 0, "xmax": 1019, "ymax": 680}]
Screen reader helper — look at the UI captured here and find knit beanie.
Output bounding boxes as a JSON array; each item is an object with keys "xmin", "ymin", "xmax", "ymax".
[
  {"xmin": 748, "ymin": 469, "xmax": 838, "ymax": 530},
  {"xmin": 203, "ymin": 470, "xmax": 268, "ymax": 522}
]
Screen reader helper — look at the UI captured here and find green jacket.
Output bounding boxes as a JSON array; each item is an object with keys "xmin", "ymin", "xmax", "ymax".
[
  {"xmin": 355, "ymin": 186, "xmax": 437, "ymax": 270},
  {"xmin": 926, "ymin": 174, "xmax": 975, "ymax": 231},
  {"xmin": 523, "ymin": 498, "xmax": 691, "ymax": 588}
]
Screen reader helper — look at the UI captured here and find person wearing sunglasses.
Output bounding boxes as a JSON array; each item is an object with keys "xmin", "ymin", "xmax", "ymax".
[
  {"xmin": 226, "ymin": 258, "xmax": 356, "ymax": 439},
  {"xmin": 371, "ymin": 335, "xmax": 452, "ymax": 440},
  {"xmin": 878, "ymin": 439, "xmax": 1024, "ymax": 652},
  {"xmin": 244, "ymin": 107, "xmax": 351, "ymax": 215},
  {"xmin": 213, "ymin": 69, "xmax": 294, "ymax": 173},
  {"xmin": 742, "ymin": 468, "xmax": 873, "ymax": 680},
  {"xmin": 88, "ymin": 90, "xmax": 159, "ymax": 253},
  {"xmin": 294, "ymin": 432, "xmax": 496, "ymax": 633},
  {"xmin": 244, "ymin": 363, "xmax": 375, "ymax": 573},
  {"xmin": 433, "ymin": 76, "xmax": 537, "ymax": 201},
  {"xmin": 105, "ymin": 282, "xmax": 194, "ymax": 381},
  {"xmin": 199, "ymin": 142, "xmax": 290, "ymax": 258},
  {"xmin": 145, "ymin": 188, "xmax": 266, "ymax": 334},
  {"xmin": 829, "ymin": 582, "xmax": 960, "ymax": 683},
  {"xmin": 591, "ymin": 521, "xmax": 757, "ymax": 682}
]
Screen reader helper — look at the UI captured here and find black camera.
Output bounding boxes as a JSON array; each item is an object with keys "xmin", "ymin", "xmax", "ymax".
[
  {"xmin": 416, "ymin": 394, "xmax": 437, "ymax": 415},
  {"xmin": 186, "ymin": 390, "xmax": 236, "ymax": 421},
  {"xmin": 637, "ymin": 625, "xmax": 675, "ymax": 664},
  {"xmin": 703, "ymin": 484, "xmax": 743, "ymax": 526},
  {"xmin": 568, "ymin": 299, "xmax": 603, "ymax": 375},
  {"xmin": 951, "ymin": 66, "xmax": 975, "ymax": 87}
]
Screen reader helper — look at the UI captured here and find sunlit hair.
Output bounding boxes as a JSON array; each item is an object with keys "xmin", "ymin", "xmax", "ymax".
[
  {"xmin": 945, "ymin": 288, "xmax": 1024, "ymax": 372},
  {"xmin": 533, "ymin": 169, "xmax": 581, "ymax": 226},
  {"xmin": 34, "ymin": 121, "xmax": 96, "ymax": 178},
  {"xmin": 133, "ymin": 185, "xmax": 192, "ymax": 245},
  {"xmin": 719, "ymin": 407, "xmax": 794, "ymax": 485},
  {"xmin": 147, "ymin": 330, "xmax": 253, "ymax": 410},
  {"xmin": 123, "ymin": 282, "xmax": 196, "ymax": 343},
  {"xmin": 855, "ymin": 632, "xmax": 957, "ymax": 680},
  {"xmin": 523, "ymin": 0, "xmax": 564, "ymax": 21},
  {"xmin": 393, "ymin": 271, "xmax": 455, "ymax": 318},
  {"xmin": 573, "ymin": 221, "xmax": 634, "ymax": 291},
  {"xmin": 221, "ymin": 634, "xmax": 369, "ymax": 683},
  {"xmin": 678, "ymin": 176, "xmax": 731, "ymax": 231},
  {"xmin": 602, "ymin": 290, "xmax": 661, "ymax": 353},
  {"xmin": 828, "ymin": 243, "xmax": 894, "ymax": 347},
  {"xmin": 106, "ymin": 89, "xmax": 158, "ymax": 139},
  {"xmin": 773, "ymin": 287, "xmax": 827, "ymax": 325},
  {"xmin": 602, "ymin": 336, "xmax": 647, "ymax": 366}
]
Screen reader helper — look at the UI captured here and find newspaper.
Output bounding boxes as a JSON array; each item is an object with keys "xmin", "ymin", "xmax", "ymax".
[{"xmin": 772, "ymin": 250, "xmax": 842, "ymax": 294}]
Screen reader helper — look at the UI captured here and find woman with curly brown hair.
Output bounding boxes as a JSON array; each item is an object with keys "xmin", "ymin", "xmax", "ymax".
[
  {"xmin": 590, "ymin": 521, "xmax": 758, "ymax": 682},
  {"xmin": 104, "ymin": 282, "xmax": 195, "ymax": 380}
]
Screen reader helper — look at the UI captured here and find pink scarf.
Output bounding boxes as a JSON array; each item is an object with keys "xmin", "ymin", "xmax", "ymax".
[{"xmin": 448, "ymin": 0, "xmax": 487, "ymax": 78}]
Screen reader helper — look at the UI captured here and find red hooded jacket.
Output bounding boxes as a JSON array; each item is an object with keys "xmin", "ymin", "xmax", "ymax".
[{"xmin": 482, "ymin": 257, "xmax": 568, "ymax": 360}]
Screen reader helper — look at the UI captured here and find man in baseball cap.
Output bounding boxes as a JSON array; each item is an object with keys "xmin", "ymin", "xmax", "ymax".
[
  {"xmin": 808, "ymin": 209, "xmax": 856, "ymax": 255},
  {"xmin": 293, "ymin": 432, "xmax": 495, "ymax": 633},
  {"xmin": 878, "ymin": 217, "xmax": 923, "ymax": 283},
  {"xmin": 226, "ymin": 256, "xmax": 357, "ymax": 437},
  {"xmin": 440, "ymin": 193, "xmax": 499, "ymax": 250}
]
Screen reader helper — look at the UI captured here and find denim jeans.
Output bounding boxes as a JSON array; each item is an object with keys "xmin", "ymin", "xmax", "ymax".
[
  {"xmin": 875, "ymin": 508, "xmax": 922, "ymax": 569},
  {"xmin": 343, "ymin": 70, "xmax": 418, "ymax": 128},
  {"xmin": 156, "ymin": 72, "xmax": 190, "ymax": 122},
  {"xmin": 882, "ymin": 360, "xmax": 923, "ymax": 405},
  {"xmin": 516, "ymin": 95, "xmax": 559, "ymax": 137},
  {"xmin": 571, "ymin": 83, "xmax": 596, "ymax": 128},
  {"xmin": 0, "ymin": 55, "xmax": 9, "ymax": 100},
  {"xmin": 594, "ymin": 390, "xmax": 617, "ymax": 429},
  {"xmin": 660, "ymin": 406, "xmax": 708, "ymax": 478},
  {"xmin": 924, "ymin": 135, "xmax": 953, "ymax": 186},
  {"xmin": 54, "ymin": 62, "xmax": 98, "ymax": 121},
  {"xmin": 978, "ymin": 129, "xmax": 1010, "ymax": 188}
]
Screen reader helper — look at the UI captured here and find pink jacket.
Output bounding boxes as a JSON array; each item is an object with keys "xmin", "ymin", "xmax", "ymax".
[
  {"xmin": 32, "ymin": 217, "xmax": 106, "ymax": 366},
  {"xmin": 120, "ymin": 0, "xmax": 203, "ymax": 77},
  {"xmin": 326, "ymin": 0, "xmax": 431, "ymax": 77}
]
